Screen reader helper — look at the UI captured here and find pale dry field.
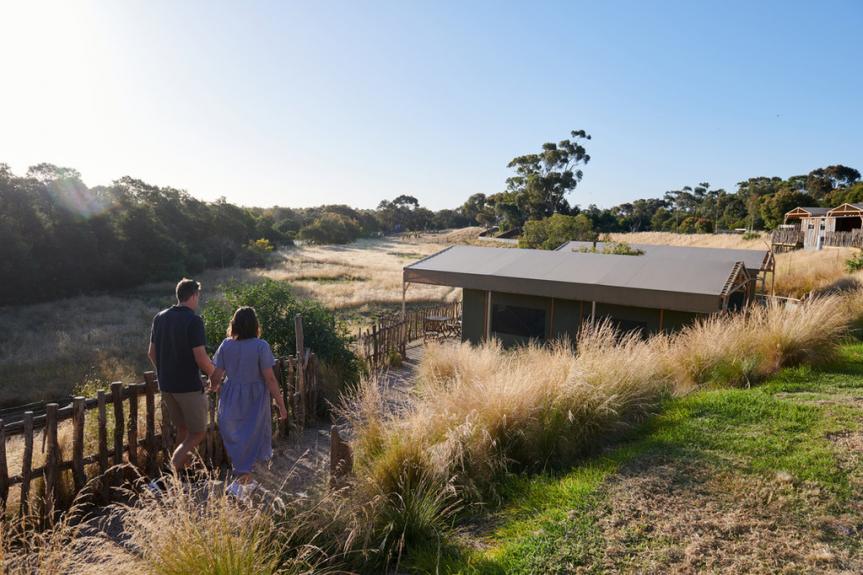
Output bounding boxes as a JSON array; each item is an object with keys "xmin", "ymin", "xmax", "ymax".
[{"xmin": 0, "ymin": 237, "xmax": 457, "ymax": 407}]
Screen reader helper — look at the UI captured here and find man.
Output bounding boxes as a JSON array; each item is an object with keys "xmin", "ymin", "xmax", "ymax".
[{"xmin": 147, "ymin": 278, "xmax": 214, "ymax": 474}]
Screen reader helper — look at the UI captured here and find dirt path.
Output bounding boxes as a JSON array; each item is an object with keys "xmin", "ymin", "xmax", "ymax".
[{"xmin": 255, "ymin": 344, "xmax": 425, "ymax": 496}]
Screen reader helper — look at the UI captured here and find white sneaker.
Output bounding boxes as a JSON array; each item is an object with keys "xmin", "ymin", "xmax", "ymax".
[{"xmin": 226, "ymin": 479, "xmax": 258, "ymax": 501}]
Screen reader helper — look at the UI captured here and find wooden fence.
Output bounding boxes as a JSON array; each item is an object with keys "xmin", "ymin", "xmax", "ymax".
[
  {"xmin": 0, "ymin": 315, "xmax": 319, "ymax": 525},
  {"xmin": 771, "ymin": 228, "xmax": 863, "ymax": 249},
  {"xmin": 357, "ymin": 300, "xmax": 462, "ymax": 368}
]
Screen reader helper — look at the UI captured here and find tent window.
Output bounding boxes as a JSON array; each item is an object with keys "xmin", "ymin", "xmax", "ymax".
[{"xmin": 492, "ymin": 304, "xmax": 545, "ymax": 339}]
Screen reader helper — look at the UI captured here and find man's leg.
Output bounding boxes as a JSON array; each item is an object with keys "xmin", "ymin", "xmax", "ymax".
[{"xmin": 171, "ymin": 430, "xmax": 206, "ymax": 469}]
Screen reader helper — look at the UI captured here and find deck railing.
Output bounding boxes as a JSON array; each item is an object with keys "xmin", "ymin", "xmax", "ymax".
[{"xmin": 358, "ymin": 301, "xmax": 462, "ymax": 368}]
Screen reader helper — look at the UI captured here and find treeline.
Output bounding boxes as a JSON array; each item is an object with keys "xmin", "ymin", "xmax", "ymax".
[
  {"xmin": 462, "ymin": 155, "xmax": 863, "ymax": 246},
  {"xmin": 0, "ymin": 164, "xmax": 468, "ymax": 306},
  {"xmin": 463, "ymin": 164, "xmax": 863, "ymax": 239}
]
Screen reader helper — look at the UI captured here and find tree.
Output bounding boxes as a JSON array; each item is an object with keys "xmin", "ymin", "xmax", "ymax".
[
  {"xmin": 806, "ymin": 165, "xmax": 861, "ymax": 199},
  {"xmin": 759, "ymin": 189, "xmax": 816, "ymax": 229},
  {"xmin": 518, "ymin": 213, "xmax": 595, "ymax": 250},
  {"xmin": 505, "ymin": 130, "xmax": 592, "ymax": 221}
]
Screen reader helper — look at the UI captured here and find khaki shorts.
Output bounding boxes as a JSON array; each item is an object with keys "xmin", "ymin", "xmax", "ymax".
[{"xmin": 162, "ymin": 391, "xmax": 209, "ymax": 434}]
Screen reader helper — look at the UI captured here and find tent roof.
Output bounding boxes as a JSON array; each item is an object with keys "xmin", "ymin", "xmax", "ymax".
[
  {"xmin": 404, "ymin": 245, "xmax": 750, "ymax": 314},
  {"xmin": 554, "ymin": 241, "xmax": 770, "ymax": 274}
]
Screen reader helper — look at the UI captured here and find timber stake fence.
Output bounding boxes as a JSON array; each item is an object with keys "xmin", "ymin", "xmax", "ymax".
[
  {"xmin": 357, "ymin": 300, "xmax": 461, "ymax": 368},
  {"xmin": 0, "ymin": 314, "xmax": 321, "ymax": 526}
]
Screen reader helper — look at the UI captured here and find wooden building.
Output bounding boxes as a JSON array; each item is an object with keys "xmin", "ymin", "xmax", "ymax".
[
  {"xmin": 782, "ymin": 204, "xmax": 863, "ymax": 249},
  {"xmin": 403, "ymin": 244, "xmax": 767, "ymax": 347}
]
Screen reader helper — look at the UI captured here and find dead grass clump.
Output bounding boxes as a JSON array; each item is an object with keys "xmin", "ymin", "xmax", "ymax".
[
  {"xmin": 773, "ymin": 248, "xmax": 855, "ymax": 298},
  {"xmin": 609, "ymin": 231, "xmax": 768, "ymax": 249},
  {"xmin": 666, "ymin": 296, "xmax": 850, "ymax": 390},
  {"xmin": 346, "ymin": 322, "xmax": 671, "ymax": 511}
]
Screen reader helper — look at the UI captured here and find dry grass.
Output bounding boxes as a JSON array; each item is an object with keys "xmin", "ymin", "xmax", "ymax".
[
  {"xmin": 609, "ymin": 231, "xmax": 771, "ymax": 249},
  {"xmin": 665, "ymin": 296, "xmax": 852, "ymax": 391},
  {"xmin": 773, "ymin": 247, "xmax": 857, "ymax": 298},
  {"xmin": 0, "ymin": 237, "xmax": 456, "ymax": 406}
]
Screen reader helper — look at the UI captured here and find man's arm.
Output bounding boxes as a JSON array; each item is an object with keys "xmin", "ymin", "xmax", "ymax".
[
  {"xmin": 193, "ymin": 346, "xmax": 215, "ymax": 378},
  {"xmin": 147, "ymin": 342, "xmax": 157, "ymax": 369}
]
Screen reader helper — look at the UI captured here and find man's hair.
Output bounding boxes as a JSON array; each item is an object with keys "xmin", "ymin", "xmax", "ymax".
[
  {"xmin": 176, "ymin": 278, "xmax": 201, "ymax": 303},
  {"xmin": 228, "ymin": 307, "xmax": 261, "ymax": 340}
]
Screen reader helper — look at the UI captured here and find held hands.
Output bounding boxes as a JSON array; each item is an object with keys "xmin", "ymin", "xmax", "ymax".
[
  {"xmin": 208, "ymin": 379, "xmax": 221, "ymax": 394},
  {"xmin": 278, "ymin": 406, "xmax": 288, "ymax": 421}
]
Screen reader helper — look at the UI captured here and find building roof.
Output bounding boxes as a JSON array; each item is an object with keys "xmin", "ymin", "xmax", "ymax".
[
  {"xmin": 553, "ymin": 241, "xmax": 770, "ymax": 274},
  {"xmin": 785, "ymin": 206, "xmax": 831, "ymax": 218},
  {"xmin": 404, "ymin": 245, "xmax": 751, "ymax": 314},
  {"xmin": 827, "ymin": 203, "xmax": 863, "ymax": 216}
]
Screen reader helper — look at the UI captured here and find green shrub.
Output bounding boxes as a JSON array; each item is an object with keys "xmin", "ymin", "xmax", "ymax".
[
  {"xmin": 202, "ymin": 280, "xmax": 360, "ymax": 391},
  {"xmin": 742, "ymin": 231, "xmax": 761, "ymax": 240},
  {"xmin": 846, "ymin": 250, "xmax": 863, "ymax": 273},
  {"xmin": 298, "ymin": 212, "xmax": 362, "ymax": 244},
  {"xmin": 576, "ymin": 241, "xmax": 644, "ymax": 256},
  {"xmin": 518, "ymin": 213, "xmax": 595, "ymax": 250},
  {"xmin": 237, "ymin": 238, "xmax": 275, "ymax": 268}
]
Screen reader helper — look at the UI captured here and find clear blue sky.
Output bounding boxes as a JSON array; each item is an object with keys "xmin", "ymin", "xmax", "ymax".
[{"xmin": 1, "ymin": 1, "xmax": 860, "ymax": 210}]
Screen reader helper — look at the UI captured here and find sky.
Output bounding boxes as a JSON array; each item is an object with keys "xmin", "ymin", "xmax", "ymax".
[{"xmin": 0, "ymin": 1, "xmax": 861, "ymax": 211}]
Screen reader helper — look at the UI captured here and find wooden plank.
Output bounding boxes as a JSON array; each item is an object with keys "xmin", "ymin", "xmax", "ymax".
[
  {"xmin": 111, "ymin": 381, "xmax": 125, "ymax": 488},
  {"xmin": 43, "ymin": 403, "xmax": 59, "ymax": 526},
  {"xmin": 0, "ymin": 419, "xmax": 7, "ymax": 512},
  {"xmin": 143, "ymin": 372, "xmax": 158, "ymax": 475},
  {"xmin": 97, "ymin": 391, "xmax": 108, "ymax": 499},
  {"xmin": 295, "ymin": 315, "xmax": 306, "ymax": 428},
  {"xmin": 71, "ymin": 397, "xmax": 86, "ymax": 493},
  {"xmin": 19, "ymin": 411, "xmax": 34, "ymax": 518},
  {"xmin": 127, "ymin": 384, "xmax": 139, "ymax": 469}
]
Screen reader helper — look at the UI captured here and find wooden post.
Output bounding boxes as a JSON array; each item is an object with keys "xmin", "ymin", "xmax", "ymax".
[
  {"xmin": 274, "ymin": 360, "xmax": 288, "ymax": 439},
  {"xmin": 206, "ymin": 393, "xmax": 215, "ymax": 466},
  {"xmin": 20, "ymin": 411, "xmax": 34, "ymax": 518},
  {"xmin": 111, "ymin": 382, "xmax": 125, "ymax": 481},
  {"xmin": 127, "ymin": 384, "xmax": 139, "ymax": 469},
  {"xmin": 329, "ymin": 427, "xmax": 353, "ymax": 488},
  {"xmin": 43, "ymin": 403, "xmax": 59, "ymax": 526},
  {"xmin": 143, "ymin": 372, "xmax": 158, "ymax": 475},
  {"xmin": 97, "ymin": 391, "xmax": 109, "ymax": 499},
  {"xmin": 371, "ymin": 324, "xmax": 378, "ymax": 367},
  {"xmin": 72, "ymin": 397, "xmax": 86, "ymax": 493},
  {"xmin": 0, "ymin": 419, "xmax": 7, "ymax": 513},
  {"xmin": 295, "ymin": 314, "xmax": 306, "ymax": 428}
]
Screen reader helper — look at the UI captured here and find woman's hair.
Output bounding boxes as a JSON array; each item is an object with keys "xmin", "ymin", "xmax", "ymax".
[{"xmin": 227, "ymin": 306, "xmax": 261, "ymax": 340}]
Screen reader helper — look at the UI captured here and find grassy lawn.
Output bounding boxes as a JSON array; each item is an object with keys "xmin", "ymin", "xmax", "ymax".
[{"xmin": 407, "ymin": 342, "xmax": 863, "ymax": 574}]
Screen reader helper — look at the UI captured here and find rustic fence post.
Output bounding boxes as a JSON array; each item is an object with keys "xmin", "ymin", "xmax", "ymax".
[
  {"xmin": 371, "ymin": 324, "xmax": 378, "ymax": 368},
  {"xmin": 127, "ymin": 384, "xmax": 139, "ymax": 469},
  {"xmin": 295, "ymin": 314, "xmax": 306, "ymax": 428},
  {"xmin": 329, "ymin": 427, "xmax": 353, "ymax": 488},
  {"xmin": 43, "ymin": 403, "xmax": 59, "ymax": 527},
  {"xmin": 111, "ymin": 382, "xmax": 125, "ymax": 485},
  {"xmin": 20, "ymin": 411, "xmax": 34, "ymax": 519},
  {"xmin": 97, "ymin": 391, "xmax": 109, "ymax": 499},
  {"xmin": 143, "ymin": 372, "xmax": 158, "ymax": 476},
  {"xmin": 71, "ymin": 397, "xmax": 86, "ymax": 494},
  {"xmin": 274, "ymin": 360, "xmax": 288, "ymax": 439},
  {"xmin": 0, "ymin": 419, "xmax": 7, "ymax": 513}
]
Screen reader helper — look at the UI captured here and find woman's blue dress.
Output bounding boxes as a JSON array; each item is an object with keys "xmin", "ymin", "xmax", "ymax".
[{"xmin": 214, "ymin": 337, "xmax": 276, "ymax": 474}]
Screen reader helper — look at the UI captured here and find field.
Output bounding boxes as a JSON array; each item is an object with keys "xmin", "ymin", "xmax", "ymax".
[
  {"xmin": 0, "ymin": 229, "xmax": 857, "ymax": 407},
  {"xmin": 0, "ymin": 236, "xmax": 458, "ymax": 407}
]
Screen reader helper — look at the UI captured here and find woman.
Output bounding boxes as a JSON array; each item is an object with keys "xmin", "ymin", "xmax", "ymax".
[{"xmin": 209, "ymin": 306, "xmax": 288, "ymax": 499}]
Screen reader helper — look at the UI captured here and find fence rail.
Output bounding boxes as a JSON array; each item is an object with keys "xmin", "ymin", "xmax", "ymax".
[
  {"xmin": 358, "ymin": 301, "xmax": 462, "ymax": 368},
  {"xmin": 0, "ymin": 314, "xmax": 319, "ymax": 525},
  {"xmin": 771, "ymin": 228, "xmax": 863, "ymax": 249}
]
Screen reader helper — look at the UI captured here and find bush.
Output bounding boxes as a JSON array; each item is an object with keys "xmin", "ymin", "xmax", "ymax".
[
  {"xmin": 742, "ymin": 231, "xmax": 761, "ymax": 240},
  {"xmin": 237, "ymin": 238, "xmax": 275, "ymax": 268},
  {"xmin": 577, "ymin": 240, "xmax": 644, "ymax": 256},
  {"xmin": 298, "ymin": 212, "xmax": 362, "ymax": 245},
  {"xmin": 202, "ymin": 280, "xmax": 360, "ymax": 392},
  {"xmin": 846, "ymin": 250, "xmax": 863, "ymax": 273},
  {"xmin": 518, "ymin": 213, "xmax": 595, "ymax": 250}
]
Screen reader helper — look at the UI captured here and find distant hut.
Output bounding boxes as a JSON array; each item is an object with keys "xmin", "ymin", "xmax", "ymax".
[{"xmin": 782, "ymin": 204, "xmax": 863, "ymax": 249}]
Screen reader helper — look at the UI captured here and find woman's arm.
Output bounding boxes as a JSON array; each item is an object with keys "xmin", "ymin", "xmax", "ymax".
[{"xmin": 262, "ymin": 367, "xmax": 288, "ymax": 420}]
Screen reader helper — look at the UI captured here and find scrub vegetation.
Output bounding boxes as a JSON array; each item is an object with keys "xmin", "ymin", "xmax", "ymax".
[{"xmin": 4, "ymin": 287, "xmax": 863, "ymax": 573}]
